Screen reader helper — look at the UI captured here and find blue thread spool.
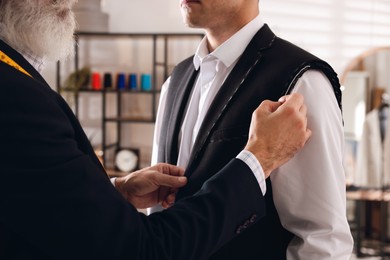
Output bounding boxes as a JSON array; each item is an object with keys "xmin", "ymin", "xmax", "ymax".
[
  {"xmin": 141, "ymin": 74, "xmax": 152, "ymax": 91},
  {"xmin": 128, "ymin": 73, "xmax": 138, "ymax": 90},
  {"xmin": 117, "ymin": 73, "xmax": 126, "ymax": 90}
]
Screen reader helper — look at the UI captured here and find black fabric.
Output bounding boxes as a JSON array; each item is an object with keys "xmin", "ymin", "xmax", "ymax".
[
  {"xmin": 158, "ymin": 24, "xmax": 342, "ymax": 260},
  {"xmin": 379, "ymin": 105, "xmax": 389, "ymax": 142},
  {"xmin": 0, "ymin": 39, "xmax": 266, "ymax": 260}
]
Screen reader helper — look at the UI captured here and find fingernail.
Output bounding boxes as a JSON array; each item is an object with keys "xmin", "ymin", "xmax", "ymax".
[
  {"xmin": 178, "ymin": 177, "xmax": 187, "ymax": 182},
  {"xmin": 278, "ymin": 96, "xmax": 287, "ymax": 102}
]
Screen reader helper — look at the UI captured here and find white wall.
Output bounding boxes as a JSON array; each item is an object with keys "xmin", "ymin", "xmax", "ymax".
[
  {"xmin": 102, "ymin": 0, "xmax": 390, "ymax": 74},
  {"xmin": 43, "ymin": 0, "xmax": 390, "ymax": 83},
  {"xmin": 101, "ymin": 0, "xmax": 194, "ymax": 33},
  {"xmin": 41, "ymin": 0, "xmax": 390, "ymax": 168}
]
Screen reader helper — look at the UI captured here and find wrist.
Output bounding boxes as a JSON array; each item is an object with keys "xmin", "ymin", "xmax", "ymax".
[{"xmin": 244, "ymin": 146, "xmax": 273, "ymax": 178}]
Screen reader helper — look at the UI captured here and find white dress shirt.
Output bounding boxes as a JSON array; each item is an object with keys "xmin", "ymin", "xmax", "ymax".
[
  {"xmin": 0, "ymin": 37, "xmax": 45, "ymax": 73},
  {"xmin": 20, "ymin": 50, "xmax": 45, "ymax": 73},
  {"xmin": 151, "ymin": 15, "xmax": 353, "ymax": 259},
  {"xmin": 274, "ymin": 71, "xmax": 353, "ymax": 259}
]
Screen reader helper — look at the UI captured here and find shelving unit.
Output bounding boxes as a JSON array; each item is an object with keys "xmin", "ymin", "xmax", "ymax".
[
  {"xmin": 347, "ymin": 190, "xmax": 390, "ymax": 258},
  {"xmin": 57, "ymin": 32, "xmax": 203, "ymax": 172}
]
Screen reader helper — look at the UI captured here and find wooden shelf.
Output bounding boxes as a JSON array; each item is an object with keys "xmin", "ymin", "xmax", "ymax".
[
  {"xmin": 347, "ymin": 190, "xmax": 390, "ymax": 201},
  {"xmin": 104, "ymin": 116, "xmax": 154, "ymax": 123}
]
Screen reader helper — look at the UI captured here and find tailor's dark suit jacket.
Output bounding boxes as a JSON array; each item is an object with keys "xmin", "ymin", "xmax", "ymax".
[
  {"xmin": 0, "ymin": 39, "xmax": 266, "ymax": 260},
  {"xmin": 158, "ymin": 25, "xmax": 341, "ymax": 260}
]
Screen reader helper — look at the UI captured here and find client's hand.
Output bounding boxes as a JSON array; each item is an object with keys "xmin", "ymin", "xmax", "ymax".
[
  {"xmin": 115, "ymin": 163, "xmax": 187, "ymax": 209},
  {"xmin": 245, "ymin": 93, "xmax": 312, "ymax": 178}
]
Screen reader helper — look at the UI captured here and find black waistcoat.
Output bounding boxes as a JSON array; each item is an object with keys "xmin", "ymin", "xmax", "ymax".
[{"xmin": 157, "ymin": 24, "xmax": 342, "ymax": 260}]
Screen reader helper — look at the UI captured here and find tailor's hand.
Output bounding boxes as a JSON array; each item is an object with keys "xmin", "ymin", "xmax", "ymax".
[
  {"xmin": 115, "ymin": 163, "xmax": 187, "ymax": 209},
  {"xmin": 244, "ymin": 93, "xmax": 312, "ymax": 178}
]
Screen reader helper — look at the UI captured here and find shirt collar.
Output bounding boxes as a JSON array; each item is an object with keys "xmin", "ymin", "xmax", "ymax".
[
  {"xmin": 193, "ymin": 15, "xmax": 264, "ymax": 70},
  {"xmin": 19, "ymin": 49, "xmax": 45, "ymax": 73},
  {"xmin": 0, "ymin": 36, "xmax": 45, "ymax": 73}
]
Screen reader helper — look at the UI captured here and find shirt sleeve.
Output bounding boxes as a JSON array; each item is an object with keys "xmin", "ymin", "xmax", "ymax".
[
  {"xmin": 148, "ymin": 77, "xmax": 171, "ymax": 215},
  {"xmin": 236, "ymin": 150, "xmax": 266, "ymax": 195},
  {"xmin": 151, "ymin": 77, "xmax": 171, "ymax": 165},
  {"xmin": 271, "ymin": 70, "xmax": 354, "ymax": 259}
]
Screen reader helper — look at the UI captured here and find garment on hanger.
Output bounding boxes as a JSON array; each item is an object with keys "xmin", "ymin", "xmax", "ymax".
[
  {"xmin": 355, "ymin": 100, "xmax": 390, "ymax": 189},
  {"xmin": 382, "ymin": 97, "xmax": 390, "ymax": 188},
  {"xmin": 379, "ymin": 97, "xmax": 389, "ymax": 142}
]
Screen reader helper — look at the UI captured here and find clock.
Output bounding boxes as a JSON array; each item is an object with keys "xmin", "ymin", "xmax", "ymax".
[{"xmin": 114, "ymin": 148, "xmax": 139, "ymax": 172}]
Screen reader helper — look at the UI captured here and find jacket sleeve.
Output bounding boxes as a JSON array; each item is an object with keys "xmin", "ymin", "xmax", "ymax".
[{"xmin": 0, "ymin": 73, "xmax": 265, "ymax": 260}]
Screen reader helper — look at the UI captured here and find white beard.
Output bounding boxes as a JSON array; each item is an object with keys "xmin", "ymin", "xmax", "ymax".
[{"xmin": 0, "ymin": 0, "xmax": 77, "ymax": 61}]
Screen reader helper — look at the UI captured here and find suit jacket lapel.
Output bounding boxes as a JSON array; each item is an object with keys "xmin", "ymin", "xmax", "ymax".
[
  {"xmin": 187, "ymin": 24, "xmax": 276, "ymax": 169},
  {"xmin": 165, "ymin": 65, "xmax": 199, "ymax": 164}
]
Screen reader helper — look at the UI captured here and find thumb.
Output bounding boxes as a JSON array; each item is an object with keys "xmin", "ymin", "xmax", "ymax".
[
  {"xmin": 260, "ymin": 100, "xmax": 283, "ymax": 113},
  {"xmin": 155, "ymin": 163, "xmax": 185, "ymax": 177},
  {"xmin": 154, "ymin": 174, "xmax": 187, "ymax": 188}
]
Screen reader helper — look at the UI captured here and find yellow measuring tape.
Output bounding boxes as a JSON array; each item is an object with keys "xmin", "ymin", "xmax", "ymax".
[{"xmin": 0, "ymin": 50, "xmax": 32, "ymax": 77}]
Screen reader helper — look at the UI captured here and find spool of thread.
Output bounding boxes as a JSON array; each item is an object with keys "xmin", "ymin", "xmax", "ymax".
[
  {"xmin": 91, "ymin": 72, "xmax": 101, "ymax": 90},
  {"xmin": 128, "ymin": 73, "xmax": 138, "ymax": 90},
  {"xmin": 141, "ymin": 74, "xmax": 152, "ymax": 91},
  {"xmin": 103, "ymin": 73, "xmax": 112, "ymax": 89},
  {"xmin": 117, "ymin": 73, "xmax": 126, "ymax": 90}
]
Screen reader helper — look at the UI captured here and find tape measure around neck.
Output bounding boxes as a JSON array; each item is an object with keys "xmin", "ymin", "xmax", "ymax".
[{"xmin": 0, "ymin": 50, "xmax": 32, "ymax": 77}]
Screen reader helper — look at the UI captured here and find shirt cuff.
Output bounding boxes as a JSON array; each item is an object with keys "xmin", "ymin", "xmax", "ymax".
[
  {"xmin": 236, "ymin": 150, "xmax": 267, "ymax": 195},
  {"xmin": 110, "ymin": 177, "xmax": 116, "ymax": 187}
]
